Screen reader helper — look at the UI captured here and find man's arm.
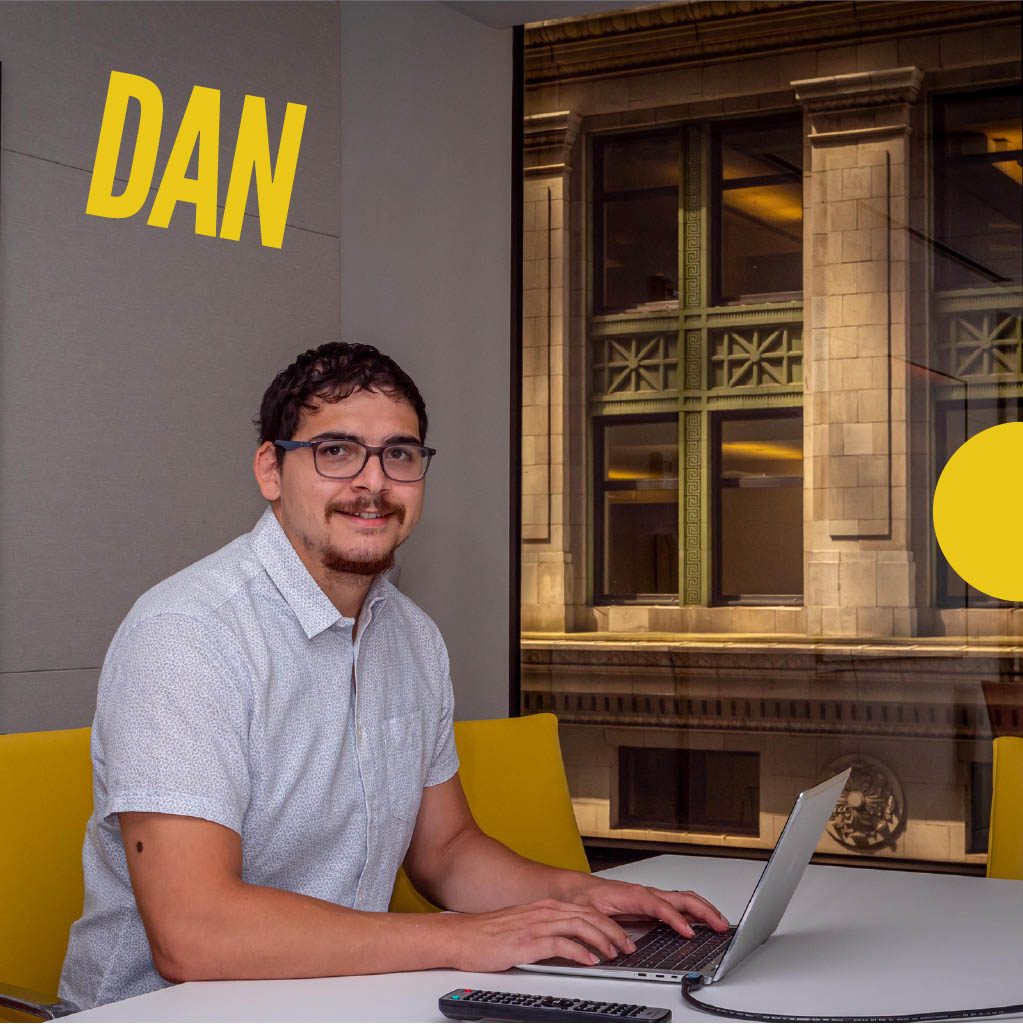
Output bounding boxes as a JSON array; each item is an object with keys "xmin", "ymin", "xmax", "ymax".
[
  {"xmin": 402, "ymin": 775, "xmax": 730, "ymax": 965},
  {"xmin": 119, "ymin": 811, "xmax": 638, "ymax": 979}
]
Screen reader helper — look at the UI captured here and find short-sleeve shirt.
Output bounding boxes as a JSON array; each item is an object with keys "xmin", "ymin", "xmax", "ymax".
[{"xmin": 59, "ymin": 507, "xmax": 460, "ymax": 1010}]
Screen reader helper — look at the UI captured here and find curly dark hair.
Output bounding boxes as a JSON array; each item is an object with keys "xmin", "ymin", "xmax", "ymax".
[{"xmin": 255, "ymin": 342, "xmax": 428, "ymax": 468}]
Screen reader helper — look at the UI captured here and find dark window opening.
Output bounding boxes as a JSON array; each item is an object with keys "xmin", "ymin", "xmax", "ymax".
[
  {"xmin": 933, "ymin": 89, "xmax": 1023, "ymax": 291},
  {"xmin": 617, "ymin": 747, "xmax": 760, "ymax": 835},
  {"xmin": 594, "ymin": 132, "xmax": 680, "ymax": 312},
  {"xmin": 714, "ymin": 116, "xmax": 804, "ymax": 304},
  {"xmin": 594, "ymin": 415, "xmax": 679, "ymax": 601},
  {"xmin": 713, "ymin": 410, "xmax": 803, "ymax": 604}
]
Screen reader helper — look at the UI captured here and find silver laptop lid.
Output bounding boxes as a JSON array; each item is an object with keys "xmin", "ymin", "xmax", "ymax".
[{"xmin": 711, "ymin": 768, "xmax": 851, "ymax": 983}]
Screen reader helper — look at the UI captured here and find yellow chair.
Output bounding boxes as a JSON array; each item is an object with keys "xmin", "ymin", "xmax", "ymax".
[
  {"xmin": 390, "ymin": 713, "xmax": 589, "ymax": 913},
  {"xmin": 0, "ymin": 728, "xmax": 92, "ymax": 1020},
  {"xmin": 988, "ymin": 736, "xmax": 1023, "ymax": 880}
]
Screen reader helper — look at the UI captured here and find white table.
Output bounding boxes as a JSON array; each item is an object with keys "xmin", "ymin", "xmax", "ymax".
[{"xmin": 64, "ymin": 854, "xmax": 1023, "ymax": 1022}]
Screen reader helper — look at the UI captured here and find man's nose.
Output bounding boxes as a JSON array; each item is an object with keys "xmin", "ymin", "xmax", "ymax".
[{"xmin": 351, "ymin": 451, "xmax": 390, "ymax": 491}]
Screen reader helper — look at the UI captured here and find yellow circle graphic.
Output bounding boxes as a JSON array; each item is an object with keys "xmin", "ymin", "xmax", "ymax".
[{"xmin": 933, "ymin": 421, "xmax": 1023, "ymax": 602}]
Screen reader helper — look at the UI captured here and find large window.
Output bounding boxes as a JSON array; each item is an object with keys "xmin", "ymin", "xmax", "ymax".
[
  {"xmin": 713, "ymin": 411, "xmax": 803, "ymax": 603},
  {"xmin": 594, "ymin": 133, "xmax": 680, "ymax": 312},
  {"xmin": 714, "ymin": 117, "xmax": 804, "ymax": 303},
  {"xmin": 595, "ymin": 415, "xmax": 679, "ymax": 601},
  {"xmin": 933, "ymin": 89, "xmax": 1023, "ymax": 291},
  {"xmin": 590, "ymin": 114, "xmax": 804, "ymax": 607}
]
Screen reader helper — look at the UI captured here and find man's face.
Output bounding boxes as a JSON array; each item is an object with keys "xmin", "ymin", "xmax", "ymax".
[{"xmin": 255, "ymin": 388, "xmax": 425, "ymax": 578}]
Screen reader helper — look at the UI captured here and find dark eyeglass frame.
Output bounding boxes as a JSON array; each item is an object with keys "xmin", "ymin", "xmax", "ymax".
[{"xmin": 274, "ymin": 438, "xmax": 437, "ymax": 482}]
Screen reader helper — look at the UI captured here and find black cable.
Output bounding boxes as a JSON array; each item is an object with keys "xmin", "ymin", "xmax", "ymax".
[{"xmin": 681, "ymin": 976, "xmax": 1023, "ymax": 1023}]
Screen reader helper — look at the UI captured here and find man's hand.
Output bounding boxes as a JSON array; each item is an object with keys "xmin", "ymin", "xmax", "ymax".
[
  {"xmin": 443, "ymin": 897, "xmax": 639, "ymax": 972},
  {"xmin": 558, "ymin": 875, "xmax": 730, "ymax": 940}
]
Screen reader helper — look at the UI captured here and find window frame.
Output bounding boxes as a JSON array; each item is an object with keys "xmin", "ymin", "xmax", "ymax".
[
  {"xmin": 593, "ymin": 411, "xmax": 680, "ymax": 605},
  {"xmin": 931, "ymin": 85, "xmax": 1023, "ymax": 293},
  {"xmin": 711, "ymin": 113, "xmax": 805, "ymax": 307},
  {"xmin": 592, "ymin": 128, "xmax": 683, "ymax": 315},
  {"xmin": 710, "ymin": 406, "xmax": 804, "ymax": 606}
]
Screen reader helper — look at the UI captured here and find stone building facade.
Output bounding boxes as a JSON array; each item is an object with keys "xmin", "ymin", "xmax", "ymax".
[{"xmin": 519, "ymin": 0, "xmax": 1022, "ymax": 867}]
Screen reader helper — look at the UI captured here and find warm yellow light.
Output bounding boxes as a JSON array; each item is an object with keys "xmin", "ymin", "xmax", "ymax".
[
  {"xmin": 607, "ymin": 469, "xmax": 672, "ymax": 481},
  {"xmin": 982, "ymin": 123, "xmax": 1022, "ymax": 186},
  {"xmin": 722, "ymin": 440, "xmax": 803, "ymax": 461},
  {"xmin": 723, "ymin": 186, "xmax": 803, "ymax": 226}
]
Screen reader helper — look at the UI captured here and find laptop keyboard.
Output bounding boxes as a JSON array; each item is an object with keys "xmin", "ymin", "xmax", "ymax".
[{"xmin": 603, "ymin": 923, "xmax": 734, "ymax": 974}]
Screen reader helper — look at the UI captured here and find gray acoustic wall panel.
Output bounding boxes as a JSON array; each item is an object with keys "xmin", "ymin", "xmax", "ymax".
[
  {"xmin": 0, "ymin": 2, "xmax": 342, "ymax": 731},
  {"xmin": 339, "ymin": 2, "xmax": 512, "ymax": 721}
]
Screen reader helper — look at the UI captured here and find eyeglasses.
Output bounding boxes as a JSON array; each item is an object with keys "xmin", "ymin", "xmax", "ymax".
[{"xmin": 274, "ymin": 438, "xmax": 436, "ymax": 482}]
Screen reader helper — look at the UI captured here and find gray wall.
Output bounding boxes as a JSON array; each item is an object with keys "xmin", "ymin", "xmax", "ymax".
[
  {"xmin": 339, "ymin": 2, "xmax": 512, "ymax": 720},
  {"xmin": 1, "ymin": 1, "xmax": 512, "ymax": 731}
]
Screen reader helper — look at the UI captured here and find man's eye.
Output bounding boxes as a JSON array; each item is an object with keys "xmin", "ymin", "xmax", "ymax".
[
  {"xmin": 322, "ymin": 443, "xmax": 356, "ymax": 458},
  {"xmin": 385, "ymin": 446, "xmax": 414, "ymax": 462}
]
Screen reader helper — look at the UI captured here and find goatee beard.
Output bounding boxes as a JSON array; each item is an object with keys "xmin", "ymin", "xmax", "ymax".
[
  {"xmin": 318, "ymin": 496, "xmax": 405, "ymax": 577},
  {"xmin": 321, "ymin": 547, "xmax": 395, "ymax": 577}
]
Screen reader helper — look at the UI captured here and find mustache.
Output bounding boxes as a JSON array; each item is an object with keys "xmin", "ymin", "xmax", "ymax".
[{"xmin": 328, "ymin": 497, "xmax": 406, "ymax": 524}]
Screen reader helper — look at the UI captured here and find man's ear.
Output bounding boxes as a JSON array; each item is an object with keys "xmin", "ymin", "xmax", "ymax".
[{"xmin": 253, "ymin": 442, "xmax": 282, "ymax": 501}]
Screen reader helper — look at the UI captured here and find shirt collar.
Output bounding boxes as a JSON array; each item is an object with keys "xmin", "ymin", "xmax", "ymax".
[{"xmin": 250, "ymin": 507, "xmax": 390, "ymax": 640}]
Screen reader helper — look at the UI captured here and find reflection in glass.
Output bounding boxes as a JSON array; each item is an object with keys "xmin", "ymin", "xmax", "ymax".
[
  {"xmin": 597, "ymin": 133, "xmax": 679, "ymax": 310},
  {"xmin": 717, "ymin": 413, "xmax": 803, "ymax": 600},
  {"xmin": 603, "ymin": 193, "xmax": 679, "ymax": 308},
  {"xmin": 934, "ymin": 90, "xmax": 1022, "ymax": 290},
  {"xmin": 603, "ymin": 135, "xmax": 680, "ymax": 192},
  {"xmin": 717, "ymin": 118, "xmax": 803, "ymax": 301},
  {"xmin": 599, "ymin": 418, "xmax": 678, "ymax": 597}
]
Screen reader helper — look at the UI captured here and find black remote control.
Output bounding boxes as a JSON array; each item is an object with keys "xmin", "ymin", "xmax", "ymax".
[{"xmin": 439, "ymin": 988, "xmax": 671, "ymax": 1022}]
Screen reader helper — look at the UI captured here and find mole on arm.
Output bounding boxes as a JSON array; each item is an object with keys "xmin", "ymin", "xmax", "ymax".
[{"xmin": 136, "ymin": 841, "xmax": 144, "ymax": 853}]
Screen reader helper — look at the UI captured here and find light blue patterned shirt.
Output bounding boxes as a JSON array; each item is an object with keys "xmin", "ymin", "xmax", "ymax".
[{"xmin": 60, "ymin": 507, "xmax": 460, "ymax": 1010}]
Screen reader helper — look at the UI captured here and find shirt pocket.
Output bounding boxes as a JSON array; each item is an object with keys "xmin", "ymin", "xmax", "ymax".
[{"xmin": 381, "ymin": 712, "xmax": 426, "ymax": 824}]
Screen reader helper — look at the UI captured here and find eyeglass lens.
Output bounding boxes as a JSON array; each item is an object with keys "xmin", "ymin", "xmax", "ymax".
[{"xmin": 315, "ymin": 440, "xmax": 429, "ymax": 481}]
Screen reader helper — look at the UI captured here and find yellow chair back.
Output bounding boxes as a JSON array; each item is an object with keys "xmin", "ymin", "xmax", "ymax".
[
  {"xmin": 988, "ymin": 735, "xmax": 1023, "ymax": 880},
  {"xmin": 390, "ymin": 713, "xmax": 589, "ymax": 913},
  {"xmin": 0, "ymin": 728, "xmax": 93, "ymax": 1010},
  {"xmin": 0, "ymin": 717, "xmax": 586, "ymax": 996}
]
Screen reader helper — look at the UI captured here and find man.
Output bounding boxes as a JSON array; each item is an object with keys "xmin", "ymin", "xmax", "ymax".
[{"xmin": 60, "ymin": 342, "xmax": 727, "ymax": 1009}]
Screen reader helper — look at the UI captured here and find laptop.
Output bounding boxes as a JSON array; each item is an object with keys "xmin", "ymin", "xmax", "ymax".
[{"xmin": 519, "ymin": 768, "xmax": 851, "ymax": 986}]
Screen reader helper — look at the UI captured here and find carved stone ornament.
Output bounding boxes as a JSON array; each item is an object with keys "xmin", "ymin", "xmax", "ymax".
[{"xmin": 824, "ymin": 754, "xmax": 905, "ymax": 851}]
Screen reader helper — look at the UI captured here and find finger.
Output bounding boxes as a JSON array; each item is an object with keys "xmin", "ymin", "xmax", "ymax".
[
  {"xmin": 537, "ymin": 915, "xmax": 622, "ymax": 961},
  {"xmin": 544, "ymin": 902, "xmax": 635, "ymax": 954},
  {"xmin": 625, "ymin": 890, "xmax": 697, "ymax": 938},
  {"xmin": 653, "ymin": 889, "xmax": 730, "ymax": 931},
  {"xmin": 545, "ymin": 935, "xmax": 601, "ymax": 966}
]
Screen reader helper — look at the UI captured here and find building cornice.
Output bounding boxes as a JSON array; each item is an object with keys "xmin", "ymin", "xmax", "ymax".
[
  {"xmin": 524, "ymin": 1, "xmax": 1021, "ymax": 86},
  {"xmin": 793, "ymin": 67, "xmax": 924, "ymax": 113},
  {"xmin": 524, "ymin": 110, "xmax": 582, "ymax": 176}
]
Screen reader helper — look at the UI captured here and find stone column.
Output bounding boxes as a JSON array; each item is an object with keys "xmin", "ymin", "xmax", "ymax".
[
  {"xmin": 795, "ymin": 68, "xmax": 923, "ymax": 638},
  {"xmin": 521, "ymin": 111, "xmax": 580, "ymax": 632}
]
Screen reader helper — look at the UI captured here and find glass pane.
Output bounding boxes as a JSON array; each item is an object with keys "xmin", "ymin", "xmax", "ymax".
[
  {"xmin": 603, "ymin": 192, "xmax": 678, "ymax": 308},
  {"xmin": 720, "ymin": 184, "xmax": 803, "ymax": 297},
  {"xmin": 606, "ymin": 494, "xmax": 678, "ymax": 596},
  {"xmin": 602, "ymin": 135, "xmax": 679, "ymax": 192},
  {"xmin": 935, "ymin": 91, "xmax": 1023, "ymax": 290},
  {"xmin": 604, "ymin": 420, "xmax": 678, "ymax": 483},
  {"xmin": 719, "ymin": 415, "xmax": 803, "ymax": 597},
  {"xmin": 720, "ymin": 415, "xmax": 803, "ymax": 480},
  {"xmin": 720, "ymin": 120, "xmax": 802, "ymax": 182},
  {"xmin": 602, "ymin": 419, "xmax": 678, "ymax": 596}
]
